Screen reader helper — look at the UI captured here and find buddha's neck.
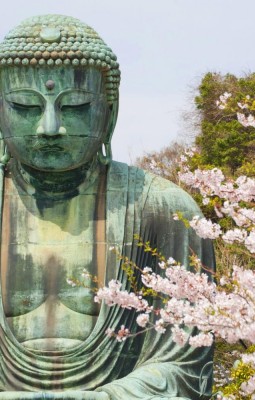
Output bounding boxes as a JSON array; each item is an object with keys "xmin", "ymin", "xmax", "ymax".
[{"xmin": 11, "ymin": 159, "xmax": 98, "ymax": 200}]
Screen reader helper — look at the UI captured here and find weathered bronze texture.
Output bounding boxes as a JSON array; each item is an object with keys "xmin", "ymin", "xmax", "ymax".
[{"xmin": 0, "ymin": 14, "xmax": 215, "ymax": 400}]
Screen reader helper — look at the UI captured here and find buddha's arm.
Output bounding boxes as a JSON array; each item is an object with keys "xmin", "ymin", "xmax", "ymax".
[
  {"xmin": 102, "ymin": 369, "xmax": 193, "ymax": 400},
  {"xmin": 95, "ymin": 360, "xmax": 206, "ymax": 399}
]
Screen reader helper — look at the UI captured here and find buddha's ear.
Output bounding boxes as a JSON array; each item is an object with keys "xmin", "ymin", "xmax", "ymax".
[
  {"xmin": 0, "ymin": 97, "xmax": 4, "ymax": 160},
  {"xmin": 0, "ymin": 102, "xmax": 10, "ymax": 166},
  {"xmin": 0, "ymin": 134, "xmax": 10, "ymax": 167},
  {"xmin": 105, "ymin": 99, "xmax": 119, "ymax": 144},
  {"xmin": 98, "ymin": 99, "xmax": 119, "ymax": 165}
]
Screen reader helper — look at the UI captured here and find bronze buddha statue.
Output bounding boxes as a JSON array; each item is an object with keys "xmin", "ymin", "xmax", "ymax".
[{"xmin": 0, "ymin": 14, "xmax": 215, "ymax": 399}]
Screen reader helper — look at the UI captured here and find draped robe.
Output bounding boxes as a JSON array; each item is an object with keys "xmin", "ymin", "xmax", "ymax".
[{"xmin": 0, "ymin": 160, "xmax": 215, "ymax": 399}]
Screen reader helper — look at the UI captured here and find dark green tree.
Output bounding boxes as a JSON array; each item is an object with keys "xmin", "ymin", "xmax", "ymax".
[{"xmin": 195, "ymin": 72, "xmax": 255, "ymax": 175}]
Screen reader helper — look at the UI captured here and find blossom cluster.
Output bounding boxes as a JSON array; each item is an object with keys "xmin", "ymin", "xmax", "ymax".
[
  {"xmin": 178, "ymin": 165, "xmax": 255, "ymax": 253},
  {"xmin": 97, "ymin": 262, "xmax": 255, "ymax": 350},
  {"xmin": 95, "ymin": 279, "xmax": 150, "ymax": 312},
  {"xmin": 215, "ymin": 92, "xmax": 232, "ymax": 109},
  {"xmin": 216, "ymin": 91, "xmax": 255, "ymax": 128},
  {"xmin": 179, "ymin": 168, "xmax": 255, "ymax": 204},
  {"xmin": 189, "ymin": 216, "xmax": 222, "ymax": 239},
  {"xmin": 237, "ymin": 112, "xmax": 255, "ymax": 128},
  {"xmin": 236, "ymin": 94, "xmax": 255, "ymax": 128}
]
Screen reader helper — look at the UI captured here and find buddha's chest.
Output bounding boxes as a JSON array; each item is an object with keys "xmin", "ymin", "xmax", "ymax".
[{"xmin": 1, "ymin": 178, "xmax": 106, "ymax": 319}]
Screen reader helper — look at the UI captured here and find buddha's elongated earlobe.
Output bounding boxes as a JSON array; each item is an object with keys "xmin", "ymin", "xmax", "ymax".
[
  {"xmin": 98, "ymin": 142, "xmax": 112, "ymax": 165},
  {"xmin": 0, "ymin": 130, "xmax": 10, "ymax": 167},
  {"xmin": 0, "ymin": 95, "xmax": 10, "ymax": 167},
  {"xmin": 97, "ymin": 99, "xmax": 118, "ymax": 166}
]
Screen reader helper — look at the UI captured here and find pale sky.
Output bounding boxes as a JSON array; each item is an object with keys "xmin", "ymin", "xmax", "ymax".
[{"xmin": 0, "ymin": 0, "xmax": 254, "ymax": 163}]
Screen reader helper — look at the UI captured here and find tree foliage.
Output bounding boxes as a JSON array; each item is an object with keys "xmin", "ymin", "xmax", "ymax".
[{"xmin": 195, "ymin": 72, "xmax": 255, "ymax": 175}]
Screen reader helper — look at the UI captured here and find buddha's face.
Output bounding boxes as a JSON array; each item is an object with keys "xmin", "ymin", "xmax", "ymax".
[{"xmin": 0, "ymin": 66, "xmax": 114, "ymax": 171}]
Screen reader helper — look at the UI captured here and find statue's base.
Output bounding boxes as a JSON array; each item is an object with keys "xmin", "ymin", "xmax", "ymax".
[
  {"xmin": 0, "ymin": 393, "xmax": 191, "ymax": 400},
  {"xmin": 0, "ymin": 392, "xmax": 99, "ymax": 400}
]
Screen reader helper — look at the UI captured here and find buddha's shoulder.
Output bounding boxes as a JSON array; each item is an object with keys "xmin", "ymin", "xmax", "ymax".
[
  {"xmin": 109, "ymin": 161, "xmax": 200, "ymax": 213},
  {"xmin": 109, "ymin": 160, "xmax": 190, "ymax": 195}
]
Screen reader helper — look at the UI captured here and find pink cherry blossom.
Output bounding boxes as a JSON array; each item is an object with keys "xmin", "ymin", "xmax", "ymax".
[
  {"xmin": 116, "ymin": 325, "xmax": 130, "ymax": 342},
  {"xmin": 189, "ymin": 216, "xmax": 222, "ymax": 239},
  {"xmin": 155, "ymin": 319, "xmax": 166, "ymax": 334},
  {"xmin": 188, "ymin": 332, "xmax": 213, "ymax": 347},
  {"xmin": 95, "ymin": 279, "xmax": 150, "ymax": 312},
  {"xmin": 136, "ymin": 313, "xmax": 150, "ymax": 328},
  {"xmin": 171, "ymin": 326, "xmax": 188, "ymax": 346},
  {"xmin": 222, "ymin": 228, "xmax": 247, "ymax": 244}
]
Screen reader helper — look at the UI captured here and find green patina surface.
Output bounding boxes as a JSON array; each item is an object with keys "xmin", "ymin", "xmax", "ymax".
[{"xmin": 0, "ymin": 14, "xmax": 215, "ymax": 400}]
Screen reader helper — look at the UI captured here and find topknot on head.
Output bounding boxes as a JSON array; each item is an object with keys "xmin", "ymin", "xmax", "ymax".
[{"xmin": 0, "ymin": 14, "xmax": 120, "ymax": 103}]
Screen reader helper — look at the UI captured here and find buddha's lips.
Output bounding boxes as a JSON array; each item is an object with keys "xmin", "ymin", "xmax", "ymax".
[
  {"xmin": 36, "ymin": 145, "xmax": 65, "ymax": 152},
  {"xmin": 32, "ymin": 142, "xmax": 69, "ymax": 151}
]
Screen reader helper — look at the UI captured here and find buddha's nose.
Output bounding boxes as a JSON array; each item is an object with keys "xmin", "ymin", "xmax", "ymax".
[{"xmin": 36, "ymin": 103, "xmax": 65, "ymax": 136}]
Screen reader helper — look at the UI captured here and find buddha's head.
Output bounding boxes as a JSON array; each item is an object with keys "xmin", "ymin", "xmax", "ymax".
[{"xmin": 0, "ymin": 15, "xmax": 120, "ymax": 171}]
